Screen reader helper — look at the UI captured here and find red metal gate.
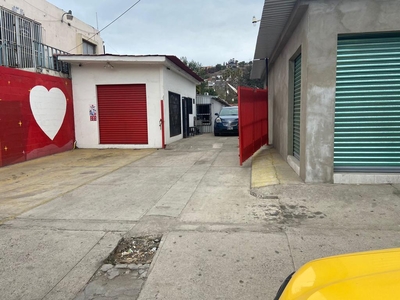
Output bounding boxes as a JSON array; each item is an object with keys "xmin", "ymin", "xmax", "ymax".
[
  {"xmin": 238, "ymin": 87, "xmax": 268, "ymax": 165},
  {"xmin": 160, "ymin": 100, "xmax": 166, "ymax": 149}
]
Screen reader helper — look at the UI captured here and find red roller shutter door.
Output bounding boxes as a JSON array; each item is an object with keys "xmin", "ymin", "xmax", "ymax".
[{"xmin": 97, "ymin": 84, "xmax": 148, "ymax": 144}]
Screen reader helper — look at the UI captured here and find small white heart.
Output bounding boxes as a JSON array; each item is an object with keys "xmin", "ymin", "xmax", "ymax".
[{"xmin": 30, "ymin": 86, "xmax": 67, "ymax": 140}]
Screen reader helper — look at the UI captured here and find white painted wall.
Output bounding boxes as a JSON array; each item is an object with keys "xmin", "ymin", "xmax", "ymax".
[
  {"xmin": 211, "ymin": 101, "xmax": 224, "ymax": 130},
  {"xmin": 1, "ymin": 0, "xmax": 103, "ymax": 54},
  {"xmin": 70, "ymin": 64, "xmax": 163, "ymax": 149},
  {"xmin": 195, "ymin": 95, "xmax": 227, "ymax": 133},
  {"xmin": 162, "ymin": 67, "xmax": 197, "ymax": 144}
]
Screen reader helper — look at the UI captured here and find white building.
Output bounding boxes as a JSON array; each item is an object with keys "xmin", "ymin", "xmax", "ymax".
[
  {"xmin": 1, "ymin": 0, "xmax": 103, "ymax": 55},
  {"xmin": 195, "ymin": 95, "xmax": 230, "ymax": 134},
  {"xmin": 59, "ymin": 54, "xmax": 203, "ymax": 149}
]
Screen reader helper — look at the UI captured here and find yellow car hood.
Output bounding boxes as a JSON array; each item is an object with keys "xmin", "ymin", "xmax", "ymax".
[{"xmin": 279, "ymin": 248, "xmax": 400, "ymax": 300}]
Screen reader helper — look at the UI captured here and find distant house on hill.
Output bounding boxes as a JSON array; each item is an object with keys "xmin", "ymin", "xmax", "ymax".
[{"xmin": 227, "ymin": 58, "xmax": 238, "ymax": 68}]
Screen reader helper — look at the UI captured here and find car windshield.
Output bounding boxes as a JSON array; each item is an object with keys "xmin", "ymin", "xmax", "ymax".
[{"xmin": 219, "ymin": 107, "xmax": 238, "ymax": 116}]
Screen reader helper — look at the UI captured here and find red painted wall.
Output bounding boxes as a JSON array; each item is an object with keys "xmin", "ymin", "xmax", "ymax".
[{"xmin": 0, "ymin": 67, "xmax": 74, "ymax": 167}]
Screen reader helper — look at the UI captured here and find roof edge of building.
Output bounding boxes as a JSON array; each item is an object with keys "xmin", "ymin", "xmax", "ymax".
[{"xmin": 58, "ymin": 54, "xmax": 203, "ymax": 83}]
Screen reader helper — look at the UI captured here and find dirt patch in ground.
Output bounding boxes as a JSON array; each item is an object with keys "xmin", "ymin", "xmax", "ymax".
[
  {"xmin": 104, "ymin": 235, "xmax": 162, "ymax": 265},
  {"xmin": 249, "ymin": 202, "xmax": 327, "ymax": 224}
]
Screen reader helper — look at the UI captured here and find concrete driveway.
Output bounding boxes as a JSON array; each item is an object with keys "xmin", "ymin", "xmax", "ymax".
[{"xmin": 1, "ymin": 134, "xmax": 400, "ymax": 300}]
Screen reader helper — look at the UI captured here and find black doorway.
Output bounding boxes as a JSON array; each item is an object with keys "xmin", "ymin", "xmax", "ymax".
[
  {"xmin": 182, "ymin": 97, "xmax": 193, "ymax": 138},
  {"xmin": 169, "ymin": 92, "xmax": 181, "ymax": 137}
]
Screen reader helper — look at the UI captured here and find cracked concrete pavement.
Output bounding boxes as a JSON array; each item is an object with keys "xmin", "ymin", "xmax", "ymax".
[{"xmin": 1, "ymin": 134, "xmax": 400, "ymax": 299}]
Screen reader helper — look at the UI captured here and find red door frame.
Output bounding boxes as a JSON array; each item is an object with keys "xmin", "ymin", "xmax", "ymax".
[
  {"xmin": 238, "ymin": 87, "xmax": 268, "ymax": 165},
  {"xmin": 160, "ymin": 100, "xmax": 166, "ymax": 149}
]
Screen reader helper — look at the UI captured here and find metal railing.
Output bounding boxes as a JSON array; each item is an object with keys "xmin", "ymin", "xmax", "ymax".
[
  {"xmin": 0, "ymin": 6, "xmax": 70, "ymax": 75},
  {"xmin": 34, "ymin": 42, "xmax": 70, "ymax": 74},
  {"xmin": 0, "ymin": 41, "xmax": 70, "ymax": 74}
]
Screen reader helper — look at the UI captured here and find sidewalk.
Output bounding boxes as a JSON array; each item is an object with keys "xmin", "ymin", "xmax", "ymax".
[
  {"xmin": 251, "ymin": 146, "xmax": 302, "ymax": 188},
  {"xmin": 0, "ymin": 148, "xmax": 155, "ymax": 224},
  {"xmin": 1, "ymin": 136, "xmax": 400, "ymax": 300}
]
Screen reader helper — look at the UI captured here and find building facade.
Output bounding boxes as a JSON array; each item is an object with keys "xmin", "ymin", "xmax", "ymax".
[
  {"xmin": 1, "ymin": 0, "xmax": 103, "ymax": 55},
  {"xmin": 252, "ymin": 0, "xmax": 400, "ymax": 184},
  {"xmin": 0, "ymin": 0, "xmax": 104, "ymax": 167},
  {"xmin": 59, "ymin": 55, "xmax": 202, "ymax": 149}
]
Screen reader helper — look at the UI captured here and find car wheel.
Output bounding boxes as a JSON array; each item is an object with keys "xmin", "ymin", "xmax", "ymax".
[{"xmin": 214, "ymin": 132, "xmax": 219, "ymax": 136}]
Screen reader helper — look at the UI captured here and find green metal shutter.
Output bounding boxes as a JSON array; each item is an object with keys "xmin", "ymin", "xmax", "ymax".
[
  {"xmin": 293, "ymin": 54, "xmax": 302, "ymax": 160},
  {"xmin": 334, "ymin": 34, "xmax": 400, "ymax": 172}
]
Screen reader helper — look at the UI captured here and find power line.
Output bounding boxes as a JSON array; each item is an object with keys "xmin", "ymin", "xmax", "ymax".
[
  {"xmin": 67, "ymin": 0, "xmax": 142, "ymax": 53},
  {"xmin": 105, "ymin": 44, "xmax": 120, "ymax": 54}
]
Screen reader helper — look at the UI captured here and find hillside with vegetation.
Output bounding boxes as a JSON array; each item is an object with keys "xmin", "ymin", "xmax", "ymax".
[{"xmin": 181, "ymin": 57, "xmax": 264, "ymax": 104}]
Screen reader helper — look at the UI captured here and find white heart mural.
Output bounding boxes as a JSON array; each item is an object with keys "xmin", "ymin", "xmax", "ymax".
[{"xmin": 30, "ymin": 86, "xmax": 67, "ymax": 140}]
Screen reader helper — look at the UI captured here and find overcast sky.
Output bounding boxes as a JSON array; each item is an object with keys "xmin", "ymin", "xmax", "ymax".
[{"xmin": 47, "ymin": 0, "xmax": 264, "ymax": 66}]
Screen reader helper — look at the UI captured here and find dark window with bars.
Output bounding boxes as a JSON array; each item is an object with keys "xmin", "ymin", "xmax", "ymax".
[
  {"xmin": 0, "ymin": 6, "xmax": 41, "ymax": 68},
  {"xmin": 196, "ymin": 104, "xmax": 211, "ymax": 124}
]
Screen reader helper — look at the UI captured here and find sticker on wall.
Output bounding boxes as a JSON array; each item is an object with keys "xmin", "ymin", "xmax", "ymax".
[
  {"xmin": 89, "ymin": 104, "xmax": 97, "ymax": 121},
  {"xmin": 29, "ymin": 85, "xmax": 67, "ymax": 140}
]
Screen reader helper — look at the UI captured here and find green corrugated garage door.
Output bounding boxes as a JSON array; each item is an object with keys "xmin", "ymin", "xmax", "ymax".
[
  {"xmin": 334, "ymin": 34, "xmax": 400, "ymax": 172},
  {"xmin": 293, "ymin": 54, "xmax": 301, "ymax": 160}
]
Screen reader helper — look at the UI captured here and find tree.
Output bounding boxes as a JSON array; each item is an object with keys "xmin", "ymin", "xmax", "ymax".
[
  {"xmin": 180, "ymin": 57, "xmax": 210, "ymax": 94},
  {"xmin": 203, "ymin": 88, "xmax": 218, "ymax": 96},
  {"xmin": 238, "ymin": 65, "xmax": 264, "ymax": 89},
  {"xmin": 180, "ymin": 56, "xmax": 189, "ymax": 66},
  {"xmin": 231, "ymin": 68, "xmax": 243, "ymax": 85},
  {"xmin": 222, "ymin": 68, "xmax": 233, "ymax": 81},
  {"xmin": 180, "ymin": 58, "xmax": 263, "ymax": 95},
  {"xmin": 180, "ymin": 56, "xmax": 206, "ymax": 79}
]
